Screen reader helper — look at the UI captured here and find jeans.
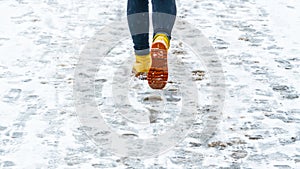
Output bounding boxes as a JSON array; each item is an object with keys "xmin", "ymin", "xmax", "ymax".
[{"xmin": 127, "ymin": 0, "xmax": 177, "ymax": 55}]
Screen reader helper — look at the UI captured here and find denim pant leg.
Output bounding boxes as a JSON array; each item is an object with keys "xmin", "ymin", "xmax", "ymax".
[
  {"xmin": 152, "ymin": 0, "xmax": 177, "ymax": 40},
  {"xmin": 127, "ymin": 0, "xmax": 150, "ymax": 55}
]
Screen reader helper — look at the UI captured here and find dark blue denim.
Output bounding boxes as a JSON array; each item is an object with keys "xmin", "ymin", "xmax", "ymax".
[{"xmin": 127, "ymin": 0, "xmax": 177, "ymax": 55}]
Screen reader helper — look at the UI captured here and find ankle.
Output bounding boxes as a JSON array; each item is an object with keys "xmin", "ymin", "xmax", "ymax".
[{"xmin": 153, "ymin": 33, "xmax": 170, "ymax": 49}]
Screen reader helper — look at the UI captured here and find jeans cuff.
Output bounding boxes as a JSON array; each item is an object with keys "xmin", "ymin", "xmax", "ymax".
[{"xmin": 135, "ymin": 48, "xmax": 150, "ymax": 56}]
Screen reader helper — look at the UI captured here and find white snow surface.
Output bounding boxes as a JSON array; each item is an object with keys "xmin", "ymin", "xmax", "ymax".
[{"xmin": 0, "ymin": 0, "xmax": 300, "ymax": 168}]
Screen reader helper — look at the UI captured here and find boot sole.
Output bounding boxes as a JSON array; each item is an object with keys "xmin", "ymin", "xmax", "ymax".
[{"xmin": 147, "ymin": 42, "xmax": 168, "ymax": 89}]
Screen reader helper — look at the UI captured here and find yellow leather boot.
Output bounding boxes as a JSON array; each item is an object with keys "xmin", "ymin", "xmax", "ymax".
[
  {"xmin": 132, "ymin": 53, "xmax": 151, "ymax": 77},
  {"xmin": 147, "ymin": 33, "xmax": 170, "ymax": 89}
]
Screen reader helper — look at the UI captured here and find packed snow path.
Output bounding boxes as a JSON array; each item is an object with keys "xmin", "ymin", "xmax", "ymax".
[{"xmin": 0, "ymin": 0, "xmax": 299, "ymax": 168}]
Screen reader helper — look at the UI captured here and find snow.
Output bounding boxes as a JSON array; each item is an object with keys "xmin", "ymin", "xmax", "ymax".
[{"xmin": 0, "ymin": 0, "xmax": 300, "ymax": 168}]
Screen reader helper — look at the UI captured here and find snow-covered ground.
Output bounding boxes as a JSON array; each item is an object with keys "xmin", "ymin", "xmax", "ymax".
[{"xmin": 0, "ymin": 0, "xmax": 299, "ymax": 168}]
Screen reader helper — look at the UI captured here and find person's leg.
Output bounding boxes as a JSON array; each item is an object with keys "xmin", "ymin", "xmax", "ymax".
[
  {"xmin": 127, "ymin": 0, "xmax": 150, "ymax": 56},
  {"xmin": 151, "ymin": 0, "xmax": 177, "ymax": 41},
  {"xmin": 127, "ymin": 0, "xmax": 151, "ymax": 76},
  {"xmin": 147, "ymin": 0, "xmax": 176, "ymax": 89}
]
